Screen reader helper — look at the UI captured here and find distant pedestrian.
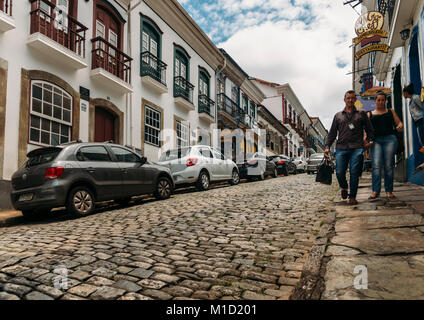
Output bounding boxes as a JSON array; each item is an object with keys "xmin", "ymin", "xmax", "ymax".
[
  {"xmin": 324, "ymin": 90, "xmax": 375, "ymax": 205},
  {"xmin": 367, "ymin": 92, "xmax": 403, "ymax": 199},
  {"xmin": 402, "ymin": 83, "xmax": 424, "ymax": 151}
]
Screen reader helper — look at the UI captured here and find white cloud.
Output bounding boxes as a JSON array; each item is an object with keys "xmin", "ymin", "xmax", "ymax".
[{"xmin": 215, "ymin": 0, "xmax": 358, "ymax": 129}]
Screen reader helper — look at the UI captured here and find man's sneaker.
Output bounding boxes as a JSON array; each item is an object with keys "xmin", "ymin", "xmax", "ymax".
[
  {"xmin": 348, "ymin": 198, "xmax": 358, "ymax": 205},
  {"xmin": 341, "ymin": 189, "xmax": 348, "ymax": 199}
]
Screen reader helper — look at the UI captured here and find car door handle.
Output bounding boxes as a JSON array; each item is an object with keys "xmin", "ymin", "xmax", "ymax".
[
  {"xmin": 85, "ymin": 167, "xmax": 95, "ymax": 173},
  {"xmin": 120, "ymin": 168, "xmax": 128, "ymax": 174}
]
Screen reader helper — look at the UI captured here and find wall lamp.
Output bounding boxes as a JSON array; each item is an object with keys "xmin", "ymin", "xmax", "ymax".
[{"xmin": 400, "ymin": 28, "xmax": 410, "ymax": 41}]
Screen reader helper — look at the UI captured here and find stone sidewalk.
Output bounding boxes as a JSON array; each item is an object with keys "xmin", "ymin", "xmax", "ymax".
[{"xmin": 292, "ymin": 173, "xmax": 424, "ymax": 300}]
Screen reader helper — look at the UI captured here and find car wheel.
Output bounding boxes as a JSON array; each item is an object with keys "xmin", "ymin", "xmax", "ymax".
[
  {"xmin": 67, "ymin": 186, "xmax": 95, "ymax": 217},
  {"xmin": 154, "ymin": 177, "xmax": 172, "ymax": 200},
  {"xmin": 196, "ymin": 171, "xmax": 210, "ymax": 191},
  {"xmin": 114, "ymin": 197, "xmax": 131, "ymax": 206},
  {"xmin": 273, "ymin": 168, "xmax": 278, "ymax": 178},
  {"xmin": 229, "ymin": 169, "xmax": 240, "ymax": 185}
]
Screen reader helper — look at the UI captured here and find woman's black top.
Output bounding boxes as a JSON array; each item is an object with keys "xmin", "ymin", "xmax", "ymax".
[{"xmin": 369, "ymin": 110, "xmax": 396, "ymax": 137}]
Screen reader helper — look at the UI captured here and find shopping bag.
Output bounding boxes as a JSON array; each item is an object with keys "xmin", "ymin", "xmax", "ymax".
[{"xmin": 315, "ymin": 157, "xmax": 333, "ymax": 185}]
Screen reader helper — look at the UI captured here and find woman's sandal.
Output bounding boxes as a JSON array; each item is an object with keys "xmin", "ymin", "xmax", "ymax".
[
  {"xmin": 387, "ymin": 193, "xmax": 396, "ymax": 199},
  {"xmin": 368, "ymin": 192, "xmax": 380, "ymax": 199}
]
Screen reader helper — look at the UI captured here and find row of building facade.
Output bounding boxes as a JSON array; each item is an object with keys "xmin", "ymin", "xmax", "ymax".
[
  {"xmin": 0, "ymin": 0, "xmax": 327, "ymax": 208},
  {"xmin": 355, "ymin": 0, "xmax": 424, "ymax": 186}
]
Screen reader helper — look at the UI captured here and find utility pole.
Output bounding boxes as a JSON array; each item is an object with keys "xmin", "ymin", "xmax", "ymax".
[{"xmin": 352, "ymin": 40, "xmax": 356, "ymax": 92}]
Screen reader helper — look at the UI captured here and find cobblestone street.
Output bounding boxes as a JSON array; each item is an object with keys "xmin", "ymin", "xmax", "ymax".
[{"xmin": 0, "ymin": 174, "xmax": 337, "ymax": 300}]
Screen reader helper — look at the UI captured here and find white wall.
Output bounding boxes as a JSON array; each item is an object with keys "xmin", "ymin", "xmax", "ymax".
[
  {"xmin": 131, "ymin": 3, "xmax": 217, "ymax": 162},
  {"xmin": 0, "ymin": 0, "xmax": 129, "ymax": 180}
]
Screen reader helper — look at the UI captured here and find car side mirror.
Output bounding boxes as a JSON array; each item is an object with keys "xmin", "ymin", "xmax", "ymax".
[{"xmin": 140, "ymin": 156, "xmax": 147, "ymax": 165}]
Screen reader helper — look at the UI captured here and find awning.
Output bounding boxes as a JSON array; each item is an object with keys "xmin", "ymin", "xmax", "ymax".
[{"xmin": 361, "ymin": 86, "xmax": 392, "ymax": 98}]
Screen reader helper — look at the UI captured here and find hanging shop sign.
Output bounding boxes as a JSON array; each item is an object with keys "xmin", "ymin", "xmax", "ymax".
[
  {"xmin": 355, "ymin": 43, "xmax": 389, "ymax": 60},
  {"xmin": 354, "ymin": 11, "xmax": 389, "ymax": 60}
]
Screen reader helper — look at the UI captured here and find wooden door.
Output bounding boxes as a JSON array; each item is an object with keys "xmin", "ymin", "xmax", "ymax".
[
  {"xmin": 95, "ymin": 108, "xmax": 115, "ymax": 142},
  {"xmin": 95, "ymin": 6, "xmax": 121, "ymax": 77}
]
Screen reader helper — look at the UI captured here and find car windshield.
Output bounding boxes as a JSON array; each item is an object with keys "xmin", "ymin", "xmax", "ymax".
[
  {"xmin": 159, "ymin": 147, "xmax": 191, "ymax": 161},
  {"xmin": 26, "ymin": 148, "xmax": 62, "ymax": 167}
]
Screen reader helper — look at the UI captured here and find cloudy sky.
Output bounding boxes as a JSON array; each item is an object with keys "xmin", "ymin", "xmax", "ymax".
[{"xmin": 179, "ymin": 0, "xmax": 359, "ymax": 129}]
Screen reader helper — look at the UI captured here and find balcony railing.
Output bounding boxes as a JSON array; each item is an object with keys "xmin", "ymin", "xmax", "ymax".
[
  {"xmin": 217, "ymin": 93, "xmax": 239, "ymax": 118},
  {"xmin": 141, "ymin": 51, "xmax": 167, "ymax": 86},
  {"xmin": 1, "ymin": 0, "xmax": 12, "ymax": 16},
  {"xmin": 30, "ymin": 0, "xmax": 87, "ymax": 58},
  {"xmin": 198, "ymin": 94, "xmax": 215, "ymax": 118},
  {"xmin": 91, "ymin": 37, "xmax": 132, "ymax": 83},
  {"xmin": 174, "ymin": 76, "xmax": 194, "ymax": 104}
]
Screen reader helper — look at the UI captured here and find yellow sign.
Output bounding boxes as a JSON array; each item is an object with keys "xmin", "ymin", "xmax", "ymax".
[
  {"xmin": 354, "ymin": 29, "xmax": 388, "ymax": 45},
  {"xmin": 355, "ymin": 44, "xmax": 389, "ymax": 60},
  {"xmin": 355, "ymin": 11, "xmax": 384, "ymax": 36}
]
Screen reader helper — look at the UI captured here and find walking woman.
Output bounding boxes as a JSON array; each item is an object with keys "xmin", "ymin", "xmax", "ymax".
[
  {"xmin": 403, "ymin": 83, "xmax": 424, "ymax": 149},
  {"xmin": 367, "ymin": 92, "xmax": 403, "ymax": 199}
]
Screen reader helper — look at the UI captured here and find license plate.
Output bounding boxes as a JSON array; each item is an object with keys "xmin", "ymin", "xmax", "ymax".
[{"xmin": 18, "ymin": 193, "xmax": 33, "ymax": 202}]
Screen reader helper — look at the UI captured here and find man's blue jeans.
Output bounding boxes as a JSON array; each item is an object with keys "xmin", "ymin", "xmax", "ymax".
[
  {"xmin": 370, "ymin": 134, "xmax": 398, "ymax": 193},
  {"xmin": 335, "ymin": 148, "xmax": 364, "ymax": 199}
]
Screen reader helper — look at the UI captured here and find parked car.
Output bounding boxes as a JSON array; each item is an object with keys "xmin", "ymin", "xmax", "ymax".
[
  {"xmin": 306, "ymin": 153, "xmax": 325, "ymax": 174},
  {"xmin": 158, "ymin": 146, "xmax": 239, "ymax": 191},
  {"xmin": 238, "ymin": 153, "xmax": 278, "ymax": 180},
  {"xmin": 292, "ymin": 156, "xmax": 307, "ymax": 173},
  {"xmin": 268, "ymin": 155, "xmax": 296, "ymax": 175},
  {"xmin": 10, "ymin": 142, "xmax": 174, "ymax": 219}
]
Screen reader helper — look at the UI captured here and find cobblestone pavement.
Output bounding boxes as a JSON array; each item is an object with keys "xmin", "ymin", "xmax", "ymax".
[{"xmin": 0, "ymin": 174, "xmax": 337, "ymax": 300}]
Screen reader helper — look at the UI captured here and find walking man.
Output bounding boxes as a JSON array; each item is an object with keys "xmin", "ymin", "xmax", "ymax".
[{"xmin": 324, "ymin": 90, "xmax": 375, "ymax": 204}]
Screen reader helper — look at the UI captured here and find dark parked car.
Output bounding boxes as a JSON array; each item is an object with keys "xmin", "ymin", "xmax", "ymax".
[
  {"xmin": 10, "ymin": 142, "xmax": 174, "ymax": 219},
  {"xmin": 268, "ymin": 155, "xmax": 297, "ymax": 175},
  {"xmin": 238, "ymin": 153, "xmax": 278, "ymax": 180}
]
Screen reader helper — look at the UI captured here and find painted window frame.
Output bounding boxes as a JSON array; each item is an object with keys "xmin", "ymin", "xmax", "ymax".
[
  {"xmin": 174, "ymin": 46, "xmax": 190, "ymax": 81},
  {"xmin": 176, "ymin": 120, "xmax": 189, "ymax": 147},
  {"xmin": 144, "ymin": 105, "xmax": 162, "ymax": 147},
  {"xmin": 30, "ymin": 80, "xmax": 73, "ymax": 147},
  {"xmin": 198, "ymin": 68, "xmax": 210, "ymax": 98}
]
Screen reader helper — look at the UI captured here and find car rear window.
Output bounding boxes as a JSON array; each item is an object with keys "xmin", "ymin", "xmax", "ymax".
[
  {"xmin": 26, "ymin": 147, "xmax": 62, "ymax": 167},
  {"xmin": 159, "ymin": 147, "xmax": 191, "ymax": 161}
]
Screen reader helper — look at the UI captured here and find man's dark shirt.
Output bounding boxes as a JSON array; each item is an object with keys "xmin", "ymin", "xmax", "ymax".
[{"xmin": 325, "ymin": 107, "xmax": 375, "ymax": 150}]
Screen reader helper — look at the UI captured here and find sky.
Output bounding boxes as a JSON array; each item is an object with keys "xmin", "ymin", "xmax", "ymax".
[{"xmin": 179, "ymin": 0, "xmax": 359, "ymax": 130}]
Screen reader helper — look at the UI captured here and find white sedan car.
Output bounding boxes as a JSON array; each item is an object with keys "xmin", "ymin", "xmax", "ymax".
[
  {"xmin": 158, "ymin": 145, "xmax": 240, "ymax": 191},
  {"xmin": 292, "ymin": 156, "xmax": 307, "ymax": 173}
]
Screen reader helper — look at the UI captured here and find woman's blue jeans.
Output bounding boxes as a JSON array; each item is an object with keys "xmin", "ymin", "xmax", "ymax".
[{"xmin": 370, "ymin": 134, "xmax": 398, "ymax": 193}]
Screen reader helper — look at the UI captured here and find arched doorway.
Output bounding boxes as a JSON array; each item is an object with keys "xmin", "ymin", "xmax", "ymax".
[
  {"xmin": 95, "ymin": 107, "xmax": 116, "ymax": 142},
  {"xmin": 393, "ymin": 64, "xmax": 407, "ymax": 182}
]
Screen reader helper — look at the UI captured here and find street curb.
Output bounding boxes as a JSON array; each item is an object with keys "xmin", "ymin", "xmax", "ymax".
[
  {"xmin": 290, "ymin": 209, "xmax": 337, "ymax": 300},
  {"xmin": 0, "ymin": 216, "xmax": 23, "ymax": 228}
]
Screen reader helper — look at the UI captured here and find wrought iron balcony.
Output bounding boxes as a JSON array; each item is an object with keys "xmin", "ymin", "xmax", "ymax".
[
  {"xmin": 141, "ymin": 51, "xmax": 167, "ymax": 86},
  {"xmin": 29, "ymin": 0, "xmax": 87, "ymax": 58},
  {"xmin": 91, "ymin": 37, "xmax": 132, "ymax": 83},
  {"xmin": 217, "ymin": 93, "xmax": 239, "ymax": 118},
  {"xmin": 174, "ymin": 76, "xmax": 194, "ymax": 104},
  {"xmin": 1, "ymin": 0, "xmax": 12, "ymax": 16},
  {"xmin": 198, "ymin": 94, "xmax": 215, "ymax": 118}
]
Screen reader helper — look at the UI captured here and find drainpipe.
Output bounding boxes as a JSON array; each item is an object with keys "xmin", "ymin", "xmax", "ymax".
[
  {"xmin": 126, "ymin": 0, "xmax": 142, "ymax": 147},
  {"xmin": 215, "ymin": 58, "xmax": 227, "ymax": 148}
]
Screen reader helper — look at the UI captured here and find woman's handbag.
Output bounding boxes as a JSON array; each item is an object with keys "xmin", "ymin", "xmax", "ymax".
[{"xmin": 316, "ymin": 157, "xmax": 333, "ymax": 185}]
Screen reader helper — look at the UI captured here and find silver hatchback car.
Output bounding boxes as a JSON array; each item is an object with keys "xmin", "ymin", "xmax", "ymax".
[{"xmin": 158, "ymin": 146, "xmax": 240, "ymax": 191}]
